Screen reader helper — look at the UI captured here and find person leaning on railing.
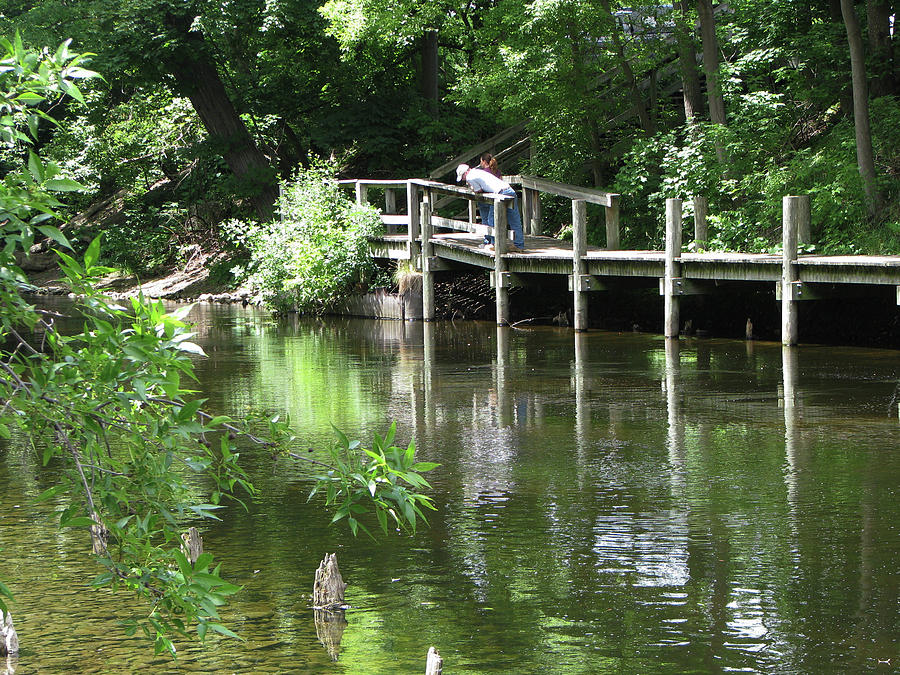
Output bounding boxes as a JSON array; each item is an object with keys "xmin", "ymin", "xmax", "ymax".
[{"xmin": 456, "ymin": 163, "xmax": 525, "ymax": 252}]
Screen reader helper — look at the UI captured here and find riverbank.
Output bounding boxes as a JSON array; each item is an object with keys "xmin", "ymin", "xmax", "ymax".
[{"xmin": 25, "ymin": 251, "xmax": 255, "ymax": 305}]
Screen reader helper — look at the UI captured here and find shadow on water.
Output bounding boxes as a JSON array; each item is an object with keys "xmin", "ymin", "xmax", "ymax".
[{"xmin": 1, "ymin": 300, "xmax": 898, "ymax": 673}]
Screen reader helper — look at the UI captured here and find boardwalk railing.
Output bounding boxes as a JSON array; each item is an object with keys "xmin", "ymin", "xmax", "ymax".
[{"xmin": 341, "ymin": 177, "xmax": 900, "ymax": 346}]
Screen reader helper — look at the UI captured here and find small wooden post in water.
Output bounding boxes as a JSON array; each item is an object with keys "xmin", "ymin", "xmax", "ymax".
[
  {"xmin": 494, "ymin": 197, "xmax": 510, "ymax": 326},
  {"xmin": 421, "ymin": 195, "xmax": 435, "ymax": 321},
  {"xmin": 664, "ymin": 198, "xmax": 683, "ymax": 338},
  {"xmin": 781, "ymin": 195, "xmax": 809, "ymax": 346},
  {"xmin": 425, "ymin": 646, "xmax": 443, "ymax": 675},
  {"xmin": 693, "ymin": 195, "xmax": 708, "ymax": 246},
  {"xmin": 181, "ymin": 526, "xmax": 203, "ymax": 564},
  {"xmin": 313, "ymin": 553, "xmax": 347, "ymax": 609},
  {"xmin": 312, "ymin": 553, "xmax": 348, "ymax": 661},
  {"xmin": 572, "ymin": 199, "xmax": 588, "ymax": 331},
  {"xmin": 90, "ymin": 511, "xmax": 108, "ymax": 556},
  {"xmin": 605, "ymin": 195, "xmax": 620, "ymax": 250},
  {"xmin": 0, "ymin": 610, "xmax": 18, "ymax": 657}
]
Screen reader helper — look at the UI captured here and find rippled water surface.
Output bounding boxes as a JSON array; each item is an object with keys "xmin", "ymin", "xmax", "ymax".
[{"xmin": 2, "ymin": 302, "xmax": 898, "ymax": 673}]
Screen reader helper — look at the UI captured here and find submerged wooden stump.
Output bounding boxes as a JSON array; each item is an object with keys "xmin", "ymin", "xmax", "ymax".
[
  {"xmin": 312, "ymin": 553, "xmax": 349, "ymax": 660},
  {"xmin": 312, "ymin": 553, "xmax": 347, "ymax": 610},
  {"xmin": 425, "ymin": 646, "xmax": 443, "ymax": 675},
  {"xmin": 0, "ymin": 610, "xmax": 18, "ymax": 657},
  {"xmin": 90, "ymin": 511, "xmax": 108, "ymax": 556},
  {"xmin": 181, "ymin": 527, "xmax": 203, "ymax": 564}
]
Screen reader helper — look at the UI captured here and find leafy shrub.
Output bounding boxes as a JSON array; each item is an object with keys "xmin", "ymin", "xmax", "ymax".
[{"xmin": 226, "ymin": 162, "xmax": 383, "ymax": 312}]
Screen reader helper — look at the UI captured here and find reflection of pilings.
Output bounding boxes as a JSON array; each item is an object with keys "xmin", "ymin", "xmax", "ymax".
[
  {"xmin": 664, "ymin": 338, "xmax": 685, "ymax": 491},
  {"xmin": 405, "ymin": 322, "xmax": 426, "ymax": 445},
  {"xmin": 782, "ymin": 346, "xmax": 800, "ymax": 537},
  {"xmin": 494, "ymin": 326, "xmax": 510, "ymax": 427},
  {"xmin": 574, "ymin": 332, "xmax": 589, "ymax": 455},
  {"xmin": 423, "ymin": 322, "xmax": 435, "ymax": 428}
]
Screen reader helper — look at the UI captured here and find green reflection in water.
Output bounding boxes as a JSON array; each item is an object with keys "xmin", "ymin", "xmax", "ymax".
[{"xmin": 1, "ymin": 302, "xmax": 898, "ymax": 673}]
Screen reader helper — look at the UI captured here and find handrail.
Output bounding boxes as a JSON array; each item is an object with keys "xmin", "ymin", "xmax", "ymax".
[
  {"xmin": 505, "ymin": 175, "xmax": 619, "ymax": 208},
  {"xmin": 408, "ymin": 178, "xmax": 513, "ymax": 204}
]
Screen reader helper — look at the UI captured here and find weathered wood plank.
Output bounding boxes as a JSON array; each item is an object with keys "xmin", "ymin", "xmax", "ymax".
[{"xmin": 506, "ymin": 175, "xmax": 619, "ymax": 207}]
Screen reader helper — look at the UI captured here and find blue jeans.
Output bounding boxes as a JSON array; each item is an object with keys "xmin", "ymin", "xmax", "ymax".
[{"xmin": 480, "ymin": 188, "xmax": 525, "ymax": 248}]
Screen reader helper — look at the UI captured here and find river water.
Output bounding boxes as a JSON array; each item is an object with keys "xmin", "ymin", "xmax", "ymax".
[{"xmin": 1, "ymin": 302, "xmax": 898, "ymax": 673}]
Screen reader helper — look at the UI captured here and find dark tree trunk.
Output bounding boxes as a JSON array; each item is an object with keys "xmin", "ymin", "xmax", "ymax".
[
  {"xmin": 865, "ymin": 0, "xmax": 896, "ymax": 96},
  {"xmin": 600, "ymin": 0, "xmax": 655, "ymax": 134},
  {"xmin": 674, "ymin": 0, "xmax": 705, "ymax": 123},
  {"xmin": 420, "ymin": 30, "xmax": 439, "ymax": 109},
  {"xmin": 697, "ymin": 0, "xmax": 726, "ymax": 127},
  {"xmin": 164, "ymin": 14, "xmax": 278, "ymax": 220},
  {"xmin": 841, "ymin": 0, "xmax": 881, "ymax": 214}
]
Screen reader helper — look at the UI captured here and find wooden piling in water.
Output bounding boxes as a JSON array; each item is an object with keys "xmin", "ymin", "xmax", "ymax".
[
  {"xmin": 421, "ymin": 194, "xmax": 435, "ymax": 321},
  {"xmin": 494, "ymin": 198, "xmax": 510, "ymax": 326},
  {"xmin": 781, "ymin": 195, "xmax": 809, "ymax": 345},
  {"xmin": 664, "ymin": 198, "xmax": 683, "ymax": 338},
  {"xmin": 572, "ymin": 199, "xmax": 588, "ymax": 331},
  {"xmin": 425, "ymin": 646, "xmax": 443, "ymax": 674}
]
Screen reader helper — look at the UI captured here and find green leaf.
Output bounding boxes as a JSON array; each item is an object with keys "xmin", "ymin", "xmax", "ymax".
[
  {"xmin": 83, "ymin": 235, "xmax": 101, "ymax": 269},
  {"xmin": 35, "ymin": 484, "xmax": 65, "ymax": 502},
  {"xmin": 61, "ymin": 516, "xmax": 99, "ymax": 528},
  {"xmin": 208, "ymin": 623, "xmax": 241, "ymax": 640},
  {"xmin": 36, "ymin": 225, "xmax": 71, "ymax": 249},
  {"xmin": 177, "ymin": 341, "xmax": 206, "ymax": 356},
  {"xmin": 28, "ymin": 151, "xmax": 43, "ymax": 182},
  {"xmin": 173, "ymin": 549, "xmax": 192, "ymax": 579},
  {"xmin": 44, "ymin": 178, "xmax": 84, "ymax": 192}
]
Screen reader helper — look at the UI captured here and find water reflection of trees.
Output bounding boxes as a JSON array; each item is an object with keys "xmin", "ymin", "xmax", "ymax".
[{"xmin": 9, "ymin": 302, "xmax": 891, "ymax": 671}]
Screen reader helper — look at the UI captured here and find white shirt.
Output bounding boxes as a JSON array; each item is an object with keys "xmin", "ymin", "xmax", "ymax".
[{"xmin": 464, "ymin": 167, "xmax": 511, "ymax": 194}]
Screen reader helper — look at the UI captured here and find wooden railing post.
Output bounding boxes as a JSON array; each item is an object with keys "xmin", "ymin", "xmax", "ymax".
[
  {"xmin": 664, "ymin": 198, "xmax": 683, "ymax": 338},
  {"xmin": 468, "ymin": 199, "xmax": 477, "ymax": 227},
  {"xmin": 692, "ymin": 195, "xmax": 708, "ymax": 246},
  {"xmin": 355, "ymin": 181, "xmax": 368, "ymax": 206},
  {"xmin": 494, "ymin": 197, "xmax": 510, "ymax": 326},
  {"xmin": 421, "ymin": 192, "xmax": 435, "ymax": 321},
  {"xmin": 572, "ymin": 199, "xmax": 588, "ymax": 331},
  {"xmin": 605, "ymin": 195, "xmax": 620, "ymax": 250},
  {"xmin": 406, "ymin": 180, "xmax": 421, "ymax": 267},
  {"xmin": 384, "ymin": 187, "xmax": 396, "ymax": 214},
  {"xmin": 781, "ymin": 195, "xmax": 809, "ymax": 346},
  {"xmin": 523, "ymin": 187, "xmax": 542, "ymax": 236}
]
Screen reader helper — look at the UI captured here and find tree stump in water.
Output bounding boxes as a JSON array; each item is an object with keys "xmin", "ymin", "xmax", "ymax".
[
  {"xmin": 312, "ymin": 553, "xmax": 347, "ymax": 610},
  {"xmin": 0, "ymin": 611, "xmax": 18, "ymax": 657},
  {"xmin": 90, "ymin": 512, "xmax": 108, "ymax": 556},
  {"xmin": 312, "ymin": 553, "xmax": 349, "ymax": 660},
  {"xmin": 425, "ymin": 646, "xmax": 443, "ymax": 675},
  {"xmin": 181, "ymin": 527, "xmax": 203, "ymax": 564}
]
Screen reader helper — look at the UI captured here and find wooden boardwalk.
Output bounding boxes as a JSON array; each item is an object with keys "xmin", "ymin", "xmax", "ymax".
[{"xmin": 348, "ymin": 177, "xmax": 900, "ymax": 345}]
